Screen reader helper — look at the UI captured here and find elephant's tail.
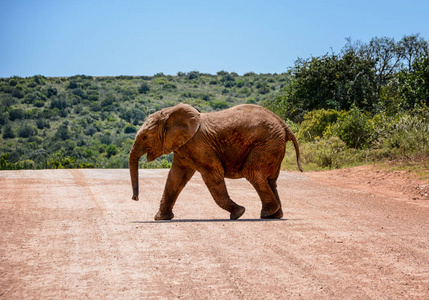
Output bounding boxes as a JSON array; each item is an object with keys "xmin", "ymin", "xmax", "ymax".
[{"xmin": 285, "ymin": 126, "xmax": 303, "ymax": 172}]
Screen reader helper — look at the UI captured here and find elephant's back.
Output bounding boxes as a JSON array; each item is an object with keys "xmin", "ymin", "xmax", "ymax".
[
  {"xmin": 201, "ymin": 104, "xmax": 287, "ymax": 156},
  {"xmin": 204, "ymin": 105, "xmax": 286, "ymax": 138}
]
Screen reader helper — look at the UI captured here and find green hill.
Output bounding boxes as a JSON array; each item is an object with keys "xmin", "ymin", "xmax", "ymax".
[
  {"xmin": 2, "ymin": 35, "xmax": 428, "ymax": 172},
  {"xmin": 0, "ymin": 71, "xmax": 290, "ymax": 169}
]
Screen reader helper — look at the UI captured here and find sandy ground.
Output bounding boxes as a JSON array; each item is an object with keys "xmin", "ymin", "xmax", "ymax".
[{"xmin": 0, "ymin": 166, "xmax": 428, "ymax": 299}]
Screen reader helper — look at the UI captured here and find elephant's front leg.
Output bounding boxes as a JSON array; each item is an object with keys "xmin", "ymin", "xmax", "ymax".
[
  {"xmin": 155, "ymin": 163, "xmax": 195, "ymax": 220},
  {"xmin": 201, "ymin": 173, "xmax": 245, "ymax": 220}
]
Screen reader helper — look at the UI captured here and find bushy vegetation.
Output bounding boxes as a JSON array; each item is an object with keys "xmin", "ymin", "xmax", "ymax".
[
  {"xmin": 276, "ymin": 34, "xmax": 429, "ymax": 170},
  {"xmin": 0, "ymin": 71, "xmax": 288, "ymax": 169},
  {"xmin": 1, "ymin": 34, "xmax": 428, "ymax": 172}
]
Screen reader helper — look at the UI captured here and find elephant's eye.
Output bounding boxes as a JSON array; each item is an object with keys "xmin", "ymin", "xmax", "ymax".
[{"xmin": 141, "ymin": 135, "xmax": 147, "ymax": 141}]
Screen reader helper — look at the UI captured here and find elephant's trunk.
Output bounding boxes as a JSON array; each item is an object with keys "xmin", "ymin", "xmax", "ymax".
[{"xmin": 129, "ymin": 140, "xmax": 145, "ymax": 201}]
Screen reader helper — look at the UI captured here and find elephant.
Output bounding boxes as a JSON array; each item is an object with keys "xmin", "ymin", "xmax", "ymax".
[{"xmin": 129, "ymin": 103, "xmax": 302, "ymax": 221}]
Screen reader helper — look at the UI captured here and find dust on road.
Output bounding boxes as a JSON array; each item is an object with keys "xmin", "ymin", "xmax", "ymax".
[{"xmin": 1, "ymin": 168, "xmax": 428, "ymax": 299}]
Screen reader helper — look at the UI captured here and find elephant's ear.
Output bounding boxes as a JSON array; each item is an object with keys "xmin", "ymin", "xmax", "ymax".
[{"xmin": 162, "ymin": 103, "xmax": 201, "ymax": 154}]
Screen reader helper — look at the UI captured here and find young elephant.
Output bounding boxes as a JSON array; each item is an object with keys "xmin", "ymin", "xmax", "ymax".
[{"xmin": 129, "ymin": 103, "xmax": 302, "ymax": 220}]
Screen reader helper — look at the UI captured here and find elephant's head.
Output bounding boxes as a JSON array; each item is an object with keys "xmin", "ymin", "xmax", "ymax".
[{"xmin": 128, "ymin": 103, "xmax": 201, "ymax": 200}]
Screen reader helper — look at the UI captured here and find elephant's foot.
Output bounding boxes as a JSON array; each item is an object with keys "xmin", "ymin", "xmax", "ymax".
[
  {"xmin": 230, "ymin": 205, "xmax": 246, "ymax": 220},
  {"xmin": 261, "ymin": 207, "xmax": 283, "ymax": 219},
  {"xmin": 154, "ymin": 210, "xmax": 174, "ymax": 221}
]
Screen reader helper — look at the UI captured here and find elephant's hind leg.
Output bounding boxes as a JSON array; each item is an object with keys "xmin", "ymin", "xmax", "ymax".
[
  {"xmin": 249, "ymin": 176, "xmax": 282, "ymax": 219},
  {"xmin": 202, "ymin": 174, "xmax": 245, "ymax": 220},
  {"xmin": 267, "ymin": 178, "xmax": 283, "ymax": 219}
]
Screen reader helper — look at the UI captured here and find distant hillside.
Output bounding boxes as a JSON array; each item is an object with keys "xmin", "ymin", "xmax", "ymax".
[
  {"xmin": 3, "ymin": 35, "xmax": 427, "ymax": 172},
  {"xmin": 0, "ymin": 72, "xmax": 290, "ymax": 169}
]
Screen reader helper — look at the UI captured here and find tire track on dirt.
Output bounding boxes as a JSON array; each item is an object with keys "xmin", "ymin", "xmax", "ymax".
[
  {"xmin": 66, "ymin": 169, "xmax": 170, "ymax": 298},
  {"xmin": 190, "ymin": 222, "xmax": 247, "ymax": 299},
  {"xmin": 68, "ymin": 169, "xmax": 103, "ymax": 211},
  {"xmin": 277, "ymin": 175, "xmax": 429, "ymax": 298},
  {"xmin": 2, "ymin": 169, "xmax": 429, "ymax": 299}
]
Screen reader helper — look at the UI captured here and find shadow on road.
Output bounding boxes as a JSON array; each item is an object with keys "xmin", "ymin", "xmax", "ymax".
[{"xmin": 131, "ymin": 218, "xmax": 300, "ymax": 224}]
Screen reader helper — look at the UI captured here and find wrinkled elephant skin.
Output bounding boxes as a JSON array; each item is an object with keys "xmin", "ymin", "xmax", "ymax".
[{"xmin": 129, "ymin": 103, "xmax": 302, "ymax": 220}]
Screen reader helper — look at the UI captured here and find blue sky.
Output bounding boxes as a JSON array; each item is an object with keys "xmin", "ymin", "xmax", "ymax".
[{"xmin": 1, "ymin": 0, "xmax": 428, "ymax": 77}]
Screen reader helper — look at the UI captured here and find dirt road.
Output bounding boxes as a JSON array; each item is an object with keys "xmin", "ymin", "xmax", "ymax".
[{"xmin": 1, "ymin": 167, "xmax": 428, "ymax": 299}]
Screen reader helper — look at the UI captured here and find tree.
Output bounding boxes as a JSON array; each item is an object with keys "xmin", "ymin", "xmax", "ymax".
[
  {"xmin": 270, "ymin": 52, "xmax": 375, "ymax": 122},
  {"xmin": 366, "ymin": 37, "xmax": 402, "ymax": 93},
  {"xmin": 399, "ymin": 55, "xmax": 429, "ymax": 108},
  {"xmin": 399, "ymin": 34, "xmax": 429, "ymax": 71},
  {"xmin": 343, "ymin": 35, "xmax": 428, "ymax": 97}
]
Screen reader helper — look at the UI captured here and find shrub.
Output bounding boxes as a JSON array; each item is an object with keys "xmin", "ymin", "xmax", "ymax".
[
  {"xmin": 297, "ymin": 109, "xmax": 343, "ymax": 142},
  {"xmin": 101, "ymin": 95, "xmax": 116, "ymax": 107},
  {"xmin": 84, "ymin": 124, "xmax": 97, "ymax": 136},
  {"xmin": 99, "ymin": 133, "xmax": 112, "ymax": 145},
  {"xmin": 329, "ymin": 107, "xmax": 372, "ymax": 149},
  {"xmin": 72, "ymin": 88, "xmax": 85, "ymax": 98},
  {"xmin": 47, "ymin": 87, "xmax": 57, "ymax": 97},
  {"xmin": 0, "ymin": 153, "xmax": 13, "ymax": 169},
  {"xmin": 2, "ymin": 125, "xmax": 15, "ymax": 139},
  {"xmin": 138, "ymin": 82, "xmax": 150, "ymax": 94},
  {"xmin": 187, "ymin": 71, "xmax": 199, "ymax": 80},
  {"xmin": 2, "ymin": 95, "xmax": 16, "ymax": 106},
  {"xmin": 34, "ymin": 100, "xmax": 45, "ymax": 108},
  {"xmin": 12, "ymin": 87, "xmax": 24, "ymax": 99},
  {"xmin": 18, "ymin": 123, "xmax": 37, "ymax": 138},
  {"xmin": 211, "ymin": 101, "xmax": 229, "ymax": 110},
  {"xmin": 283, "ymin": 136, "xmax": 356, "ymax": 170},
  {"xmin": 106, "ymin": 144, "xmax": 118, "ymax": 157},
  {"xmin": 236, "ymin": 80, "xmax": 245, "ymax": 88},
  {"xmin": 67, "ymin": 81, "xmax": 78, "ymax": 89},
  {"xmin": 162, "ymin": 82, "xmax": 177, "ymax": 90},
  {"xmin": 258, "ymin": 85, "xmax": 270, "ymax": 95},
  {"xmin": 88, "ymin": 92, "xmax": 99, "ymax": 101},
  {"xmin": 36, "ymin": 119, "xmax": 51, "ymax": 129},
  {"xmin": 313, "ymin": 137, "xmax": 354, "ymax": 169},
  {"xmin": 124, "ymin": 125, "xmax": 137, "ymax": 134},
  {"xmin": 0, "ymin": 113, "xmax": 7, "ymax": 125},
  {"xmin": 0, "ymin": 153, "xmax": 35, "ymax": 170},
  {"xmin": 375, "ymin": 110, "xmax": 429, "ymax": 159},
  {"xmin": 90, "ymin": 102, "xmax": 101, "ymax": 112},
  {"xmin": 9, "ymin": 108, "xmax": 24, "ymax": 121},
  {"xmin": 9, "ymin": 78, "xmax": 19, "ymax": 86},
  {"xmin": 50, "ymin": 97, "xmax": 68, "ymax": 110},
  {"xmin": 16, "ymin": 159, "xmax": 35, "ymax": 169},
  {"xmin": 54, "ymin": 121, "xmax": 71, "ymax": 140},
  {"xmin": 246, "ymin": 97, "xmax": 257, "ymax": 104}
]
